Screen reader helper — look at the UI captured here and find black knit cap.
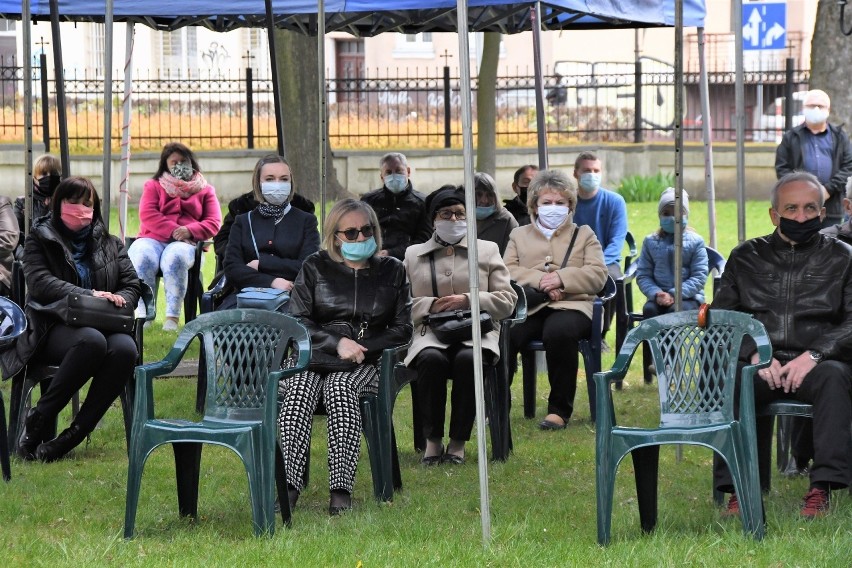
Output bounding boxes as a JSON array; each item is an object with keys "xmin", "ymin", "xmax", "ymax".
[{"xmin": 427, "ymin": 185, "xmax": 466, "ymax": 220}]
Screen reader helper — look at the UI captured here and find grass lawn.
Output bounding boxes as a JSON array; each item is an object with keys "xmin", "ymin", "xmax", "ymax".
[{"xmin": 0, "ymin": 199, "xmax": 848, "ymax": 566}]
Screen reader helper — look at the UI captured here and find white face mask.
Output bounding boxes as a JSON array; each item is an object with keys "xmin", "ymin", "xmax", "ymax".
[
  {"xmin": 537, "ymin": 205, "xmax": 571, "ymax": 229},
  {"xmin": 804, "ymin": 107, "xmax": 829, "ymax": 126},
  {"xmin": 434, "ymin": 219, "xmax": 467, "ymax": 244},
  {"xmin": 261, "ymin": 181, "xmax": 292, "ymax": 205}
]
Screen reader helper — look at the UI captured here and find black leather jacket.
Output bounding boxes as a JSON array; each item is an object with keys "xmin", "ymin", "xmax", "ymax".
[
  {"xmin": 712, "ymin": 231, "xmax": 852, "ymax": 363},
  {"xmin": 289, "ymin": 251, "xmax": 413, "ymax": 361},
  {"xmin": 503, "ymin": 195, "xmax": 530, "ymax": 226},
  {"xmin": 361, "ymin": 183, "xmax": 427, "ymax": 260}
]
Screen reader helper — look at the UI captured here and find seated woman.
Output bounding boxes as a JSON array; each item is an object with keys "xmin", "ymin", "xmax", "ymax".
[
  {"xmin": 212, "ymin": 153, "xmax": 315, "ymax": 270},
  {"xmin": 219, "ymin": 155, "xmax": 320, "ymax": 310},
  {"xmin": 3, "ymin": 176, "xmax": 140, "ymax": 462},
  {"xmin": 280, "ymin": 199, "xmax": 412, "ymax": 515},
  {"xmin": 128, "ymin": 142, "xmax": 221, "ymax": 331},
  {"xmin": 473, "ymin": 172, "xmax": 518, "ymax": 255},
  {"xmin": 15, "ymin": 153, "xmax": 62, "ymax": 241},
  {"xmin": 504, "ymin": 169, "xmax": 607, "ymax": 430},
  {"xmin": 404, "ymin": 186, "xmax": 516, "ymax": 465},
  {"xmin": 636, "ymin": 188, "xmax": 708, "ymax": 318}
]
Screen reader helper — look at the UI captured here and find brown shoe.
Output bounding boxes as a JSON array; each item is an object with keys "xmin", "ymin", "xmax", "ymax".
[
  {"xmin": 800, "ymin": 487, "xmax": 829, "ymax": 519},
  {"xmin": 720, "ymin": 493, "xmax": 739, "ymax": 518}
]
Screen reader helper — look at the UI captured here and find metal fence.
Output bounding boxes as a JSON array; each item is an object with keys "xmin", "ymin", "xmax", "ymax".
[{"xmin": 0, "ymin": 57, "xmax": 810, "ymax": 152}]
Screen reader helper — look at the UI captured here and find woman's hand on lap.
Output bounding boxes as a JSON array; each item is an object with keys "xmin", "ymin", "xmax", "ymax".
[
  {"xmin": 337, "ymin": 337, "xmax": 367, "ymax": 364},
  {"xmin": 271, "ymin": 278, "xmax": 292, "ymax": 291},
  {"xmin": 431, "ymin": 294, "xmax": 469, "ymax": 312},
  {"xmin": 93, "ymin": 290, "xmax": 126, "ymax": 307}
]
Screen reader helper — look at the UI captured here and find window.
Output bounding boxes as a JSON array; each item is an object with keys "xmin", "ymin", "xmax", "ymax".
[
  {"xmin": 393, "ymin": 32, "xmax": 434, "ymax": 59},
  {"xmin": 89, "ymin": 23, "xmax": 105, "ymax": 77},
  {"xmin": 242, "ymin": 28, "xmax": 268, "ymax": 71},
  {"xmin": 156, "ymin": 28, "xmax": 199, "ymax": 78}
]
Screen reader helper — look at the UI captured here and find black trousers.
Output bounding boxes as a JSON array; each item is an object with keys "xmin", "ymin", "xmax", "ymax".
[
  {"xmin": 714, "ymin": 360, "xmax": 852, "ymax": 492},
  {"xmin": 413, "ymin": 345, "xmax": 496, "ymax": 442},
  {"xmin": 601, "ymin": 263, "xmax": 622, "ymax": 336},
  {"xmin": 509, "ymin": 308, "xmax": 591, "ymax": 422},
  {"xmin": 35, "ymin": 323, "xmax": 137, "ymax": 434}
]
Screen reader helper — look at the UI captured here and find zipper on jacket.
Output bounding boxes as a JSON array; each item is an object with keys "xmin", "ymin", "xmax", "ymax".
[
  {"xmin": 783, "ymin": 244, "xmax": 794, "ymax": 346},
  {"xmin": 353, "ymin": 269, "xmax": 358, "ymax": 326}
]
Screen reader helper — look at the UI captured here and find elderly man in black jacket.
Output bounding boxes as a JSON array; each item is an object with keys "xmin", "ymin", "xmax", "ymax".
[
  {"xmin": 361, "ymin": 152, "xmax": 427, "ymax": 261},
  {"xmin": 775, "ymin": 89, "xmax": 852, "ymax": 228},
  {"xmin": 712, "ymin": 171, "xmax": 852, "ymax": 519}
]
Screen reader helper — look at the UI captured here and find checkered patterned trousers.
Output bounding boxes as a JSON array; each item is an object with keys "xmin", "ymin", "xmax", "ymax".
[{"xmin": 278, "ymin": 364, "xmax": 379, "ymax": 493}]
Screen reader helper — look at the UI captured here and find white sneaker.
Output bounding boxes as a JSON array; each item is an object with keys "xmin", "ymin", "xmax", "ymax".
[
  {"xmin": 162, "ymin": 319, "xmax": 179, "ymax": 332},
  {"xmin": 143, "ymin": 321, "xmax": 152, "ymax": 330}
]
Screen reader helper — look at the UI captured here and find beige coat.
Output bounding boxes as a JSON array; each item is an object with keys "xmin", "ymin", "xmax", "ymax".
[
  {"xmin": 504, "ymin": 221, "xmax": 607, "ymax": 318},
  {"xmin": 403, "ymin": 235, "xmax": 517, "ymax": 365},
  {"xmin": 0, "ymin": 196, "xmax": 18, "ymax": 290}
]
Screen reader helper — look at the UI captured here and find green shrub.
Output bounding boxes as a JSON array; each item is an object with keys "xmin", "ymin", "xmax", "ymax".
[{"xmin": 616, "ymin": 172, "xmax": 675, "ymax": 202}]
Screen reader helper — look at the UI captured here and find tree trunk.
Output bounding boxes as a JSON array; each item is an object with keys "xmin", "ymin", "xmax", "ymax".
[
  {"xmin": 274, "ymin": 29, "xmax": 346, "ymax": 209},
  {"xmin": 811, "ymin": 2, "xmax": 852, "ymax": 127},
  {"xmin": 476, "ymin": 33, "xmax": 501, "ymax": 176}
]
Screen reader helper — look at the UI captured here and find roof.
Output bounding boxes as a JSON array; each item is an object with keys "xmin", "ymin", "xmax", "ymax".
[{"xmin": 0, "ymin": 1, "xmax": 705, "ymax": 34}]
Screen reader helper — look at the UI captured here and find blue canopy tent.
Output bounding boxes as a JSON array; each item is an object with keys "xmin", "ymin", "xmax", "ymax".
[{"xmin": 2, "ymin": 0, "xmax": 706, "ymax": 543}]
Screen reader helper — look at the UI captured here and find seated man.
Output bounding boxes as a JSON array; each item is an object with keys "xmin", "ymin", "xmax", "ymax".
[
  {"xmin": 503, "ymin": 164, "xmax": 538, "ymax": 226},
  {"xmin": 361, "ymin": 152, "xmax": 427, "ymax": 260},
  {"xmin": 572, "ymin": 151, "xmax": 627, "ymax": 347},
  {"xmin": 712, "ymin": 171, "xmax": 852, "ymax": 518}
]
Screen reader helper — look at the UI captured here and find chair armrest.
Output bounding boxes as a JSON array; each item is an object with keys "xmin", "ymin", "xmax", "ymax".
[{"xmin": 200, "ymin": 274, "xmax": 233, "ymax": 314}]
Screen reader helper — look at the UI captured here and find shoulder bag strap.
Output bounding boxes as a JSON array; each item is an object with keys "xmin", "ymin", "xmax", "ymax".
[
  {"xmin": 559, "ymin": 227, "xmax": 580, "ymax": 269},
  {"xmin": 429, "ymin": 251, "xmax": 439, "ymax": 297},
  {"xmin": 247, "ymin": 211, "xmax": 260, "ymax": 260}
]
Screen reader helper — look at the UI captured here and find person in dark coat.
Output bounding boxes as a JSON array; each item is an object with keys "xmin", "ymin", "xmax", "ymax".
[
  {"xmin": 472, "ymin": 172, "xmax": 518, "ymax": 255},
  {"xmin": 219, "ymin": 155, "xmax": 320, "ymax": 310},
  {"xmin": 212, "ymin": 154, "xmax": 315, "ymax": 269},
  {"xmin": 361, "ymin": 152, "xmax": 428, "ymax": 260},
  {"xmin": 14, "ymin": 153, "xmax": 61, "ymax": 245},
  {"xmin": 503, "ymin": 164, "xmax": 538, "ymax": 226},
  {"xmin": 3, "ymin": 176, "xmax": 141, "ymax": 463},
  {"xmin": 280, "ymin": 199, "xmax": 412, "ymax": 515}
]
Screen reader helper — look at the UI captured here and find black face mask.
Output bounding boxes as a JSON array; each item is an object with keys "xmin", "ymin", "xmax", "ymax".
[
  {"xmin": 518, "ymin": 187, "xmax": 528, "ymax": 204},
  {"xmin": 778, "ymin": 216, "xmax": 822, "ymax": 243}
]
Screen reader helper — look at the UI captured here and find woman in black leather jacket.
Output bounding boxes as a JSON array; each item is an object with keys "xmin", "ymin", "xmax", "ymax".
[
  {"xmin": 4, "ymin": 176, "xmax": 141, "ymax": 463},
  {"xmin": 280, "ymin": 199, "xmax": 412, "ymax": 515}
]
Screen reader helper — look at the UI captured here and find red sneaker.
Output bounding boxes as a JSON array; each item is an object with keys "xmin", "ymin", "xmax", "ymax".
[
  {"xmin": 800, "ymin": 487, "xmax": 830, "ymax": 518},
  {"xmin": 721, "ymin": 493, "xmax": 739, "ymax": 517}
]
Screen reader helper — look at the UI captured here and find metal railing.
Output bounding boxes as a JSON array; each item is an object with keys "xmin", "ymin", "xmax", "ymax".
[{"xmin": 0, "ymin": 59, "xmax": 810, "ymax": 152}]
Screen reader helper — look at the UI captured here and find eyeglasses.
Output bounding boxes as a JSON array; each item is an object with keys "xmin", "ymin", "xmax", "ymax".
[
  {"xmin": 336, "ymin": 224, "xmax": 375, "ymax": 241},
  {"xmin": 436, "ymin": 210, "xmax": 466, "ymax": 221}
]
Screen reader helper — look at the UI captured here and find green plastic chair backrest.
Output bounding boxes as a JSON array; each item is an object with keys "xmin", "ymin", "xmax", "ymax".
[
  {"xmin": 618, "ymin": 309, "xmax": 770, "ymax": 427},
  {"xmin": 508, "ymin": 281, "xmax": 528, "ymax": 326},
  {"xmin": 166, "ymin": 310, "xmax": 309, "ymax": 421}
]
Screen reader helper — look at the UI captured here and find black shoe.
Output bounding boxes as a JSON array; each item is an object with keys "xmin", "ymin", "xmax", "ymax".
[
  {"xmin": 329, "ymin": 489, "xmax": 352, "ymax": 516},
  {"xmin": 17, "ymin": 409, "xmax": 48, "ymax": 461},
  {"xmin": 36, "ymin": 424, "xmax": 85, "ymax": 463}
]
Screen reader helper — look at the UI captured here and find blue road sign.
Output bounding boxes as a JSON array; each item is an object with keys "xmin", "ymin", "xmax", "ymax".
[{"xmin": 742, "ymin": 2, "xmax": 787, "ymax": 51}]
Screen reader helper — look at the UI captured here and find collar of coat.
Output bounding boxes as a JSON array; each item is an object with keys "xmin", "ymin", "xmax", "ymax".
[{"xmin": 416, "ymin": 234, "xmax": 469, "ymax": 257}]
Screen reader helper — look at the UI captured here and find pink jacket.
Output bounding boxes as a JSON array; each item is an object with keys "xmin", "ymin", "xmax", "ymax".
[{"xmin": 136, "ymin": 178, "xmax": 222, "ymax": 242}]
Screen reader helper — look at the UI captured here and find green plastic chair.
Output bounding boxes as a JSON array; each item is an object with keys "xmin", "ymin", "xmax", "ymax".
[
  {"xmin": 594, "ymin": 308, "xmax": 771, "ymax": 544},
  {"xmin": 123, "ymin": 309, "xmax": 310, "ymax": 538}
]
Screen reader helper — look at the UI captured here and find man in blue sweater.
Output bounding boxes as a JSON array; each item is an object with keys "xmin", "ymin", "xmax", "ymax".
[{"xmin": 572, "ymin": 151, "xmax": 628, "ymax": 347}]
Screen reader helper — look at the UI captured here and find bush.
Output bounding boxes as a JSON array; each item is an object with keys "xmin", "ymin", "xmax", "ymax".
[{"xmin": 616, "ymin": 172, "xmax": 675, "ymax": 202}]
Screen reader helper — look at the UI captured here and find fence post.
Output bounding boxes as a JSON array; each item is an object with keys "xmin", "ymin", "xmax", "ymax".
[
  {"xmin": 40, "ymin": 53, "xmax": 50, "ymax": 152},
  {"xmin": 443, "ymin": 65, "xmax": 451, "ymax": 149},
  {"xmin": 784, "ymin": 57, "xmax": 794, "ymax": 133},
  {"xmin": 246, "ymin": 67, "xmax": 254, "ymax": 150},
  {"xmin": 633, "ymin": 59, "xmax": 643, "ymax": 143}
]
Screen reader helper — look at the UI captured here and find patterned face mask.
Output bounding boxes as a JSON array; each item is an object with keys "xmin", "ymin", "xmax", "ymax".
[{"xmin": 170, "ymin": 161, "xmax": 194, "ymax": 182}]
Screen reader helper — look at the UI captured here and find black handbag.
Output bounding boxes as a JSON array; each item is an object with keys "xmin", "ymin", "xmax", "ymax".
[
  {"xmin": 31, "ymin": 293, "xmax": 135, "ymax": 333},
  {"xmin": 423, "ymin": 252, "xmax": 495, "ymax": 344}
]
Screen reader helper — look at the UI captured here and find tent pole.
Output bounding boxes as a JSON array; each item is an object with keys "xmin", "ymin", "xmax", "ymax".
[
  {"xmin": 734, "ymin": 0, "xmax": 746, "ymax": 243},
  {"xmin": 265, "ymin": 0, "xmax": 285, "ymax": 156},
  {"xmin": 673, "ymin": 0, "xmax": 684, "ymax": 314},
  {"xmin": 119, "ymin": 23, "xmax": 135, "ymax": 242},
  {"xmin": 456, "ymin": 0, "xmax": 491, "ymax": 545},
  {"xmin": 318, "ymin": 0, "xmax": 327, "ymax": 232},
  {"xmin": 49, "ymin": 0, "xmax": 70, "ymax": 177},
  {"xmin": 23, "ymin": 0, "xmax": 32, "ymax": 237},
  {"xmin": 531, "ymin": 3, "xmax": 548, "ymax": 169},
  {"xmin": 102, "ymin": 0, "xmax": 114, "ymax": 230},
  {"xmin": 697, "ymin": 27, "xmax": 717, "ymax": 249}
]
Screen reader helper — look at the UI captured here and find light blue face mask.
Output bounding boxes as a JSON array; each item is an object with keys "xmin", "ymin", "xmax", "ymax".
[
  {"xmin": 384, "ymin": 173, "xmax": 408, "ymax": 194},
  {"xmin": 660, "ymin": 215, "xmax": 688, "ymax": 234},
  {"xmin": 340, "ymin": 236, "xmax": 377, "ymax": 261},
  {"xmin": 578, "ymin": 172, "xmax": 601, "ymax": 193},
  {"xmin": 261, "ymin": 181, "xmax": 292, "ymax": 205},
  {"xmin": 475, "ymin": 206, "xmax": 495, "ymax": 220}
]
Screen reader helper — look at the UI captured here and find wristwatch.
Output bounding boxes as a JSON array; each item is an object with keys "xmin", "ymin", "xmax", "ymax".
[{"xmin": 808, "ymin": 350, "xmax": 824, "ymax": 364}]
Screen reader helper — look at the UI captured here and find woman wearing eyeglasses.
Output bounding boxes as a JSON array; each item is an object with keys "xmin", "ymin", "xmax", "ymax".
[
  {"xmin": 280, "ymin": 199, "xmax": 412, "ymax": 515},
  {"xmin": 219, "ymin": 155, "xmax": 320, "ymax": 310},
  {"xmin": 404, "ymin": 186, "xmax": 516, "ymax": 466}
]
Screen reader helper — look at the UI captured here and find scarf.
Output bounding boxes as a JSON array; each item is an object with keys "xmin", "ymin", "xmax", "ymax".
[
  {"xmin": 66, "ymin": 224, "xmax": 93, "ymax": 289},
  {"xmin": 535, "ymin": 218, "xmax": 556, "ymax": 240},
  {"xmin": 256, "ymin": 202, "xmax": 291, "ymax": 222},
  {"xmin": 159, "ymin": 171, "xmax": 207, "ymax": 199}
]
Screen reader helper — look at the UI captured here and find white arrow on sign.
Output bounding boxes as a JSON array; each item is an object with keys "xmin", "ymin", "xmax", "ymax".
[
  {"xmin": 743, "ymin": 7, "xmax": 762, "ymax": 47},
  {"xmin": 763, "ymin": 22, "xmax": 785, "ymax": 46}
]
